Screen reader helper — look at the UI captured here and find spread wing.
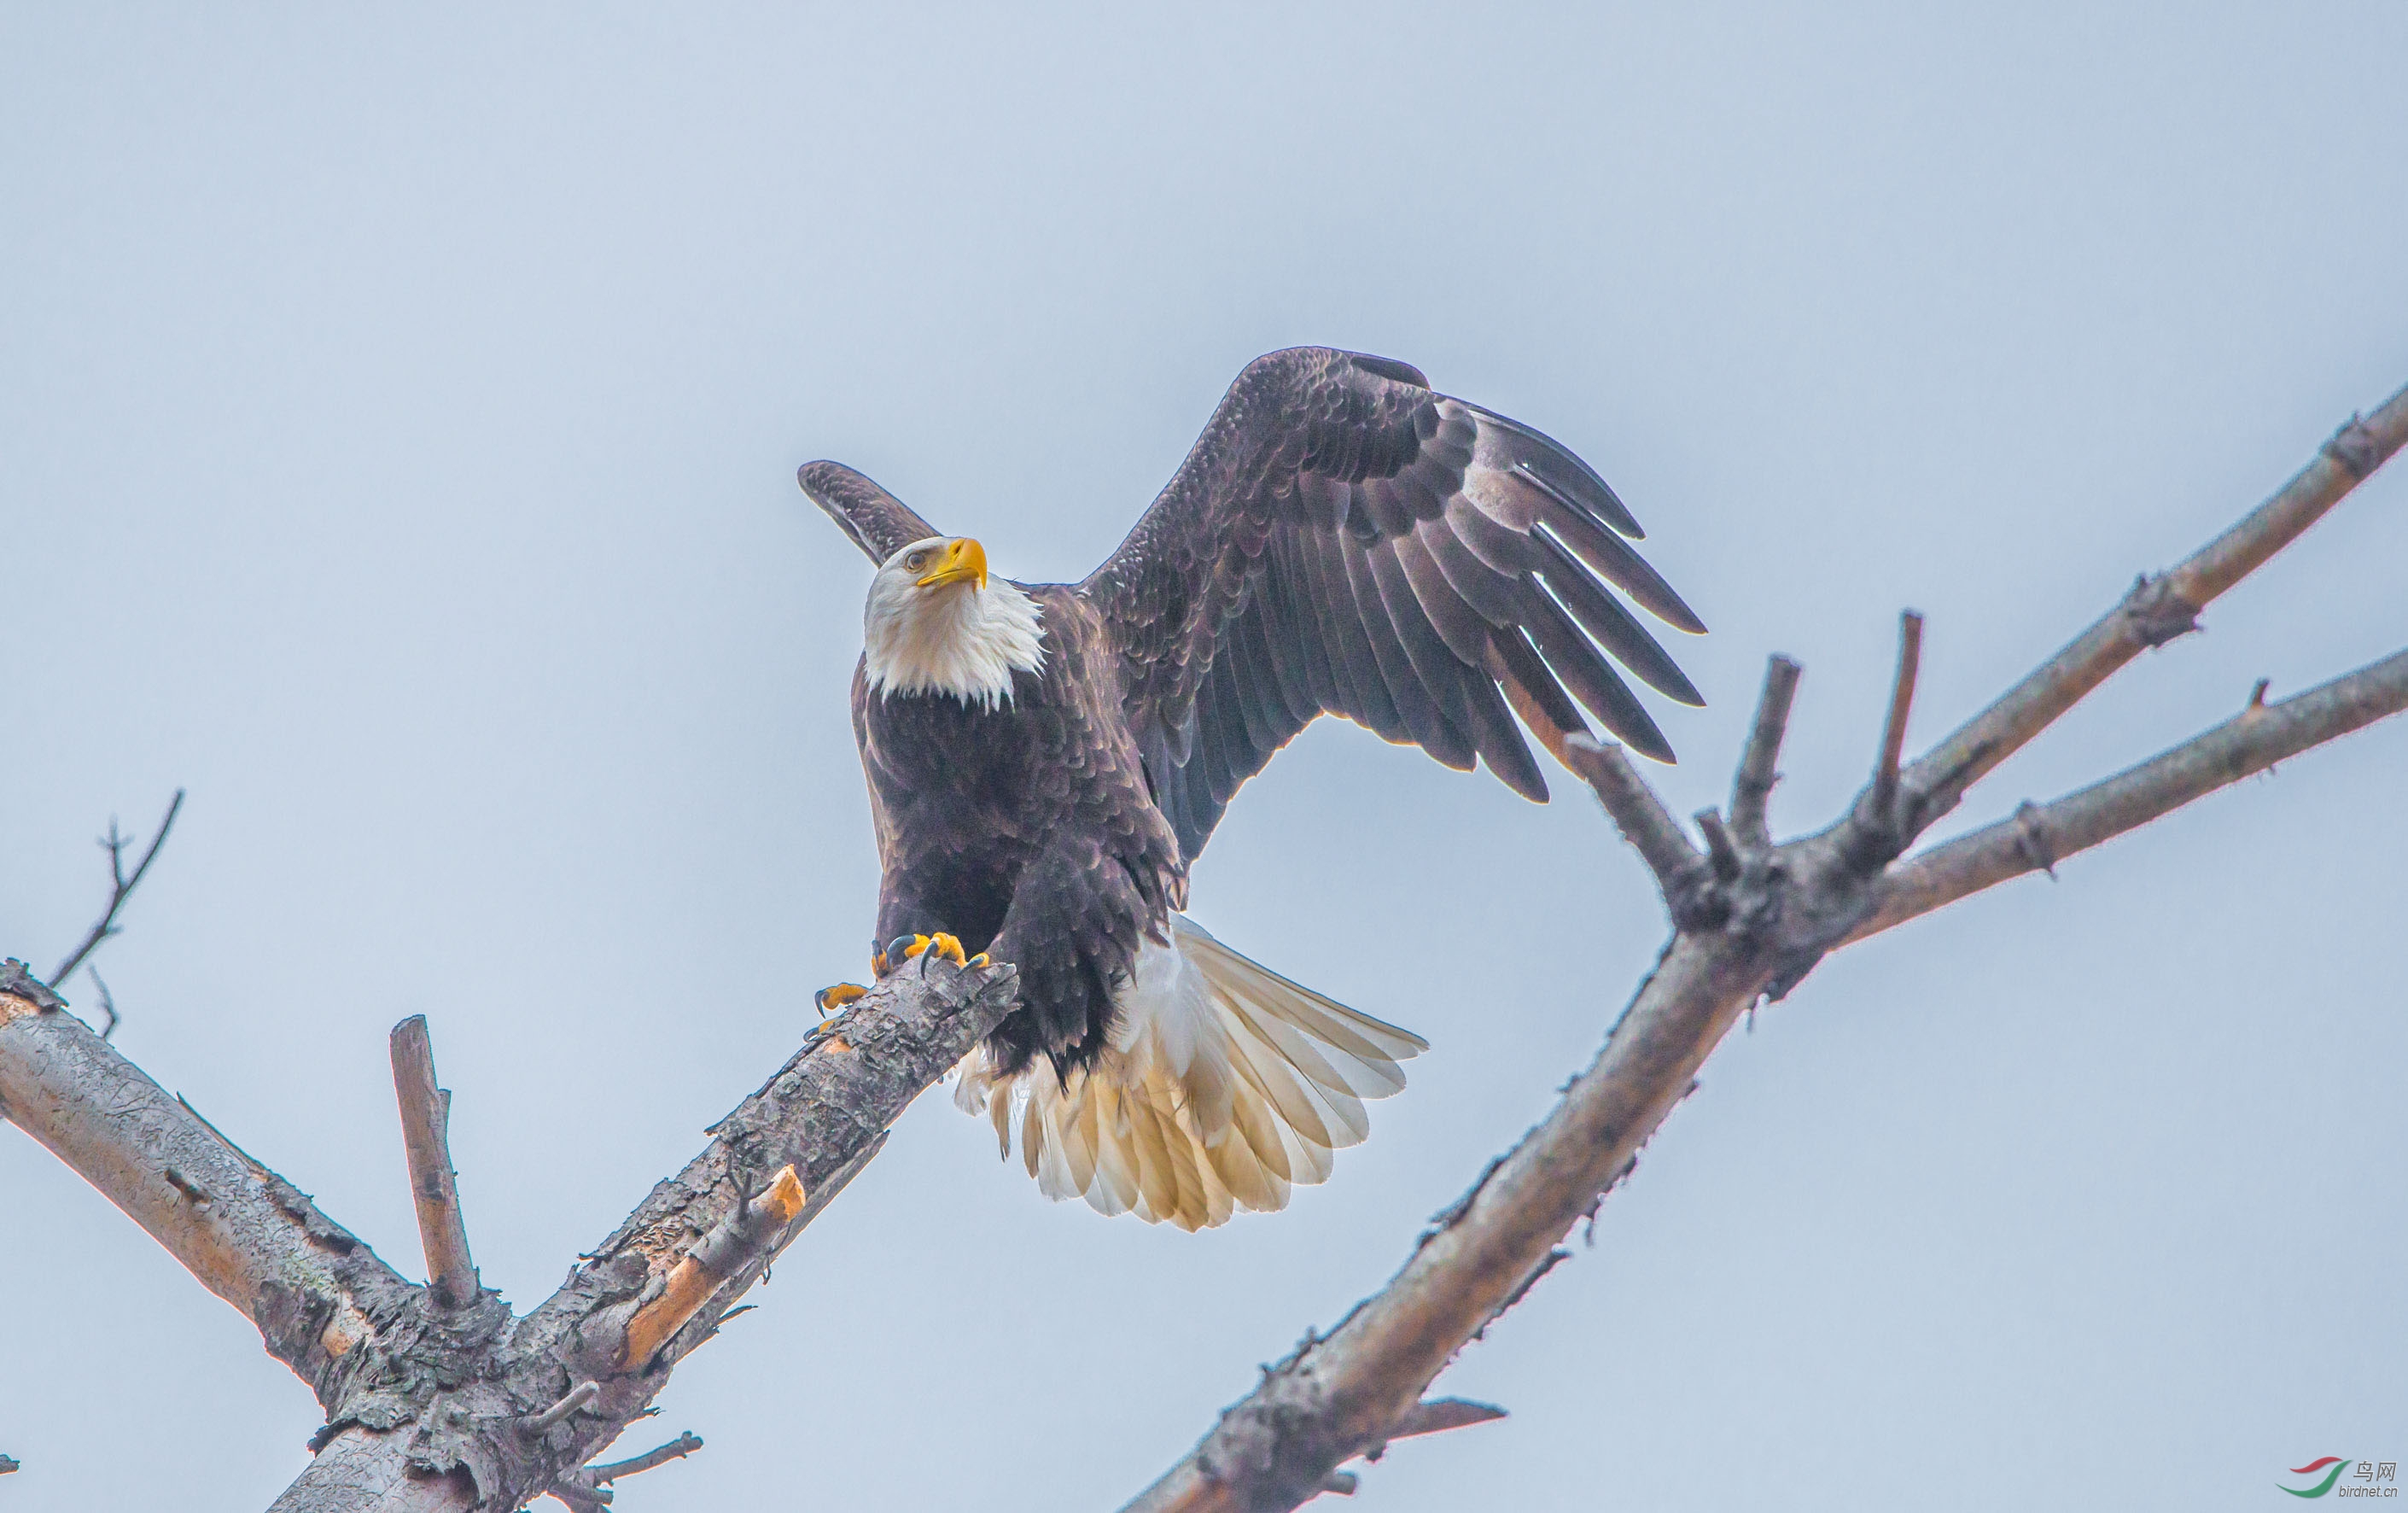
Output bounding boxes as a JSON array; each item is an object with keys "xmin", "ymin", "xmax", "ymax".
[
  {"xmin": 1080, "ymin": 347, "xmax": 1705, "ymax": 862},
  {"xmin": 799, "ymin": 459, "xmax": 942, "ymax": 563}
]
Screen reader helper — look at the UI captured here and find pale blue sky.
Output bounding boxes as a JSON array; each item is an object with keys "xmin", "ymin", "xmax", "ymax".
[{"xmin": 4, "ymin": 5, "xmax": 2404, "ymax": 1509}]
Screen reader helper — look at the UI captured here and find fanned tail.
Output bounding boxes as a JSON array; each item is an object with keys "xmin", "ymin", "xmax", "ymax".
[{"xmin": 951, "ymin": 914, "xmax": 1426, "ymax": 1230}]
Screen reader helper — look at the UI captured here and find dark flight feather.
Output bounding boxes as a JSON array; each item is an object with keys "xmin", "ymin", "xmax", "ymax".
[
  {"xmin": 812, "ymin": 348, "xmax": 1704, "ymax": 866},
  {"xmin": 1077, "ymin": 348, "xmax": 1704, "ymax": 860}
]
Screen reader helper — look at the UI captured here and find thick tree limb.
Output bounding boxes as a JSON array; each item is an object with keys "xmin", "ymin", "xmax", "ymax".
[
  {"xmin": 0, "ymin": 960, "xmax": 415, "ymax": 1405},
  {"xmin": 2, "ymin": 940, "xmax": 1012, "ymax": 1513},
  {"xmin": 257, "ymin": 952, "xmax": 1017, "ymax": 1512},
  {"xmin": 1851, "ymin": 646, "xmax": 2408, "ymax": 941},
  {"xmin": 1120, "ymin": 385, "xmax": 2407, "ymax": 1512}
]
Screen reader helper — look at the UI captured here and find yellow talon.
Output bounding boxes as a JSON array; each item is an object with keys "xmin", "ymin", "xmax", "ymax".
[
  {"xmin": 967, "ymin": 952, "xmax": 990, "ymax": 968},
  {"xmin": 874, "ymin": 934, "xmax": 931, "ymax": 977},
  {"xmin": 878, "ymin": 932, "xmax": 970, "ymax": 973},
  {"xmin": 815, "ymin": 983, "xmax": 866, "ymax": 1017}
]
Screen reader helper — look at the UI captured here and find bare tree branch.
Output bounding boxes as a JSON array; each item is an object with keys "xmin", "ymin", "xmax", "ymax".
[
  {"xmin": 50, "ymin": 788, "xmax": 184, "ymax": 990},
  {"xmin": 1901, "ymin": 388, "xmax": 2408, "ymax": 830},
  {"xmin": 1851, "ymin": 646, "xmax": 2408, "ymax": 942},
  {"xmin": 1118, "ymin": 383, "xmax": 2408, "ymax": 1513},
  {"xmin": 1560, "ymin": 733, "xmax": 1700, "ymax": 898},
  {"xmin": 257, "ymin": 953, "xmax": 1015, "ymax": 1512},
  {"xmin": 389, "ymin": 1016, "xmax": 481, "ymax": 1310},
  {"xmin": 0, "ymin": 960, "xmax": 416, "ymax": 1405},
  {"xmin": 1728, "ymin": 656, "xmax": 1803, "ymax": 850},
  {"xmin": 88, "ymin": 966, "xmax": 120, "ymax": 1041},
  {"xmin": 1869, "ymin": 610, "xmax": 1924, "ymax": 817},
  {"xmin": 583, "ymin": 1430, "xmax": 705, "ymax": 1485},
  {"xmin": 3, "ymin": 937, "xmax": 1012, "ymax": 1513}
]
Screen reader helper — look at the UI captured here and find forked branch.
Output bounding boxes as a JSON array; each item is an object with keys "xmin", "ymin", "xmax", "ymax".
[
  {"xmin": 1120, "ymin": 380, "xmax": 2408, "ymax": 1512},
  {"xmin": 1902, "ymin": 396, "xmax": 2407, "ymax": 829},
  {"xmin": 1851, "ymin": 646, "xmax": 2408, "ymax": 941},
  {"xmin": 50, "ymin": 788, "xmax": 184, "ymax": 991}
]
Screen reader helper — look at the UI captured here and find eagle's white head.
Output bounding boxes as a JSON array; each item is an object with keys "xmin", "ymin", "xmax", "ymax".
[{"xmin": 863, "ymin": 535, "xmax": 1046, "ymax": 710}]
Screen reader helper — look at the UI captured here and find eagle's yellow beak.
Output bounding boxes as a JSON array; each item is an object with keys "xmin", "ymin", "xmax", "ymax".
[{"xmin": 916, "ymin": 537, "xmax": 988, "ymax": 591}]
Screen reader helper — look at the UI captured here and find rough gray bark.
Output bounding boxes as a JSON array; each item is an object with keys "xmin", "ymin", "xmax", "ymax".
[
  {"xmin": 0, "ymin": 961, "xmax": 416, "ymax": 1405},
  {"xmin": 0, "ymin": 952, "xmax": 1017, "ymax": 1511},
  {"xmin": 1120, "ymin": 383, "xmax": 2408, "ymax": 1513}
]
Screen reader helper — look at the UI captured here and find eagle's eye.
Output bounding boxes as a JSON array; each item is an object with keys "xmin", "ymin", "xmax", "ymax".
[{"xmin": 904, "ymin": 549, "xmax": 930, "ymax": 571}]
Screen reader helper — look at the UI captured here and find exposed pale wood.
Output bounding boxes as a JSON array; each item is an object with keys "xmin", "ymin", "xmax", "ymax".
[
  {"xmin": 388, "ymin": 1016, "xmax": 478, "ymax": 1309},
  {"xmin": 287, "ymin": 958, "xmax": 1014, "ymax": 1512},
  {"xmin": 618, "ymin": 1165, "xmax": 804, "ymax": 1370}
]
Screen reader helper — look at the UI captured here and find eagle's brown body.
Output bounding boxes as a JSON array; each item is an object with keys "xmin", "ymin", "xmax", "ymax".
[
  {"xmin": 852, "ymin": 587, "xmax": 1185, "ymax": 1077},
  {"xmin": 803, "ymin": 348, "xmax": 1706, "ymax": 1228}
]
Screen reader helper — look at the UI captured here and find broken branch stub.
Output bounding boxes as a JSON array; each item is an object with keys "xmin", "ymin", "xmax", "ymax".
[{"xmin": 390, "ymin": 1016, "xmax": 479, "ymax": 1310}]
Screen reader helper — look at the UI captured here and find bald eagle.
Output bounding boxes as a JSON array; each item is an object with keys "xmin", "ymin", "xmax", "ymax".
[{"xmin": 802, "ymin": 348, "xmax": 1703, "ymax": 1230}]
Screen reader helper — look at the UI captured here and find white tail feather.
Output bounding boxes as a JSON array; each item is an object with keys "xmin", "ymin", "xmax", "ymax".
[{"xmin": 950, "ymin": 914, "xmax": 1426, "ymax": 1231}]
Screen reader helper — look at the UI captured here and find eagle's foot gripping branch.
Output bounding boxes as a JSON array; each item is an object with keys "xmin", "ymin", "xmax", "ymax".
[
  {"xmin": 813, "ymin": 983, "xmax": 867, "ymax": 1017},
  {"xmin": 876, "ymin": 932, "xmax": 971, "ymax": 976}
]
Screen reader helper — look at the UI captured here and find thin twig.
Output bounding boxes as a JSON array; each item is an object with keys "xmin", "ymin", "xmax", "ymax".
[
  {"xmin": 87, "ymin": 967, "xmax": 120, "ymax": 1041},
  {"xmin": 1728, "ymin": 657, "xmax": 1803, "ymax": 848},
  {"xmin": 390, "ymin": 1016, "xmax": 479, "ymax": 1308},
  {"xmin": 50, "ymin": 789, "xmax": 184, "ymax": 988},
  {"xmin": 1869, "ymin": 611, "xmax": 1924, "ymax": 815}
]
